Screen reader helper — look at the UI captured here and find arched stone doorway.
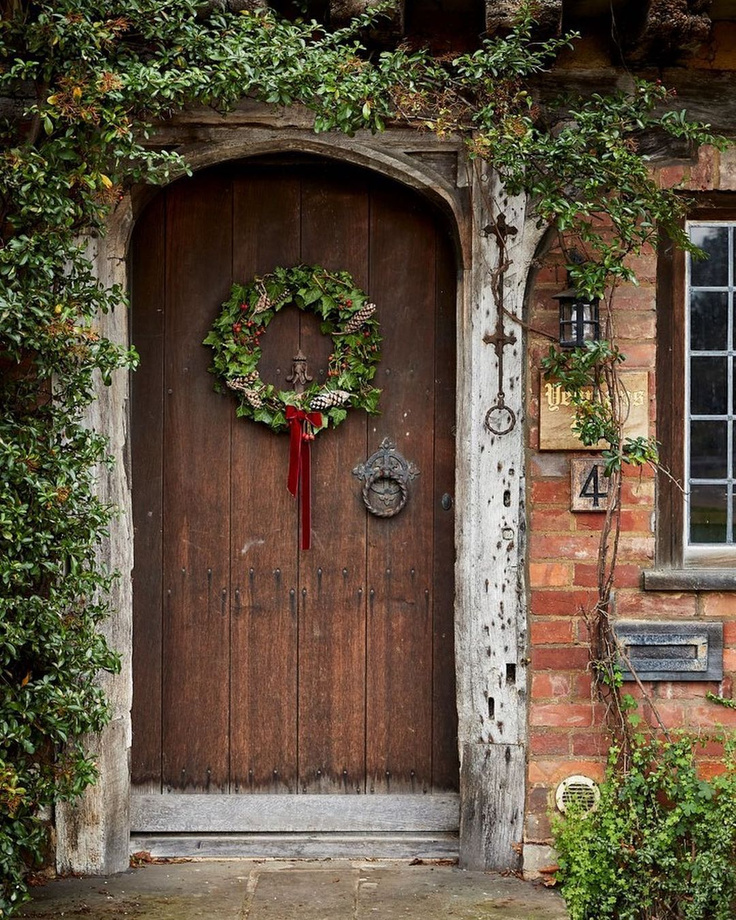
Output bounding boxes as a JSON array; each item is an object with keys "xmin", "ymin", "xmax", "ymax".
[{"xmin": 55, "ymin": 123, "xmax": 536, "ymax": 875}]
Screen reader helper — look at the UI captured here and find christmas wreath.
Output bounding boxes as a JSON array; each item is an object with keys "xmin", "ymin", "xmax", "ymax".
[{"xmin": 204, "ymin": 264, "xmax": 381, "ymax": 435}]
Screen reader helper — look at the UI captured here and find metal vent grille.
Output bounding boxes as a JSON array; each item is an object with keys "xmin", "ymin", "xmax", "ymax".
[{"xmin": 555, "ymin": 775, "xmax": 600, "ymax": 814}]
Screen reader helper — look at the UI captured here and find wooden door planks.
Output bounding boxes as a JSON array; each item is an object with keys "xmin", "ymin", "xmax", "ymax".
[
  {"xmin": 230, "ymin": 172, "xmax": 301, "ymax": 793},
  {"xmin": 131, "ymin": 159, "xmax": 459, "ymax": 807},
  {"xmin": 162, "ymin": 174, "xmax": 233, "ymax": 793},
  {"xmin": 432, "ymin": 229, "xmax": 459, "ymax": 791},
  {"xmin": 298, "ymin": 167, "xmax": 370, "ymax": 793},
  {"xmin": 366, "ymin": 183, "xmax": 436, "ymax": 795},
  {"xmin": 131, "ymin": 193, "xmax": 166, "ymax": 792}
]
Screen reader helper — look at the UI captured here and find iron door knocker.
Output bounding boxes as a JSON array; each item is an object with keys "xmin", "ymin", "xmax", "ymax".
[{"xmin": 353, "ymin": 438, "xmax": 419, "ymax": 518}]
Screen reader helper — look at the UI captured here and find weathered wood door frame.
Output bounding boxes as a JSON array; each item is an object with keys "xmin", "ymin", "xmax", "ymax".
[
  {"xmin": 55, "ymin": 116, "xmax": 542, "ymax": 875},
  {"xmin": 128, "ymin": 159, "xmax": 459, "ymax": 851}
]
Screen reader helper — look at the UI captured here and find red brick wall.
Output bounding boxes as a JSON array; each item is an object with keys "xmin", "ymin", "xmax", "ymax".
[{"xmin": 523, "ymin": 147, "xmax": 736, "ymax": 844}]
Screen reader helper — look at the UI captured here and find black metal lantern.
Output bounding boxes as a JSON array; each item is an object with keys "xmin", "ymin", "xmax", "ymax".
[{"xmin": 554, "ymin": 286, "xmax": 600, "ymax": 348}]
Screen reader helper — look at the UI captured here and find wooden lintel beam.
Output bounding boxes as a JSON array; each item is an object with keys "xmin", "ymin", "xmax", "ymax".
[
  {"xmin": 329, "ymin": 0, "xmax": 405, "ymax": 39},
  {"xmin": 626, "ymin": 0, "xmax": 713, "ymax": 62},
  {"xmin": 200, "ymin": 0, "xmax": 268, "ymax": 12},
  {"xmin": 485, "ymin": 0, "xmax": 562, "ymax": 37}
]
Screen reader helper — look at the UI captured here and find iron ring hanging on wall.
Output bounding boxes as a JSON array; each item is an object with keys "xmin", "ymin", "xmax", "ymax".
[
  {"xmin": 484, "ymin": 400, "xmax": 517, "ymax": 436},
  {"xmin": 353, "ymin": 438, "xmax": 419, "ymax": 518}
]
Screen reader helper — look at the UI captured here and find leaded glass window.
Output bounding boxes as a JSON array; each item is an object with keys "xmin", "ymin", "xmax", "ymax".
[{"xmin": 686, "ymin": 222, "xmax": 735, "ymax": 546}]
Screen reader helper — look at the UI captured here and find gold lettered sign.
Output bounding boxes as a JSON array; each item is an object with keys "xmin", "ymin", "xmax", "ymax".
[
  {"xmin": 539, "ymin": 371, "xmax": 649, "ymax": 451},
  {"xmin": 571, "ymin": 459, "xmax": 609, "ymax": 512}
]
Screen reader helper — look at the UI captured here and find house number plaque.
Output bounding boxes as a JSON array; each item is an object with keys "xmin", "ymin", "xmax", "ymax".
[{"xmin": 570, "ymin": 459, "xmax": 609, "ymax": 512}]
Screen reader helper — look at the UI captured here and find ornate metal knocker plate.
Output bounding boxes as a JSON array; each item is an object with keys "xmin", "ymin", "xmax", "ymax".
[{"xmin": 353, "ymin": 438, "xmax": 419, "ymax": 518}]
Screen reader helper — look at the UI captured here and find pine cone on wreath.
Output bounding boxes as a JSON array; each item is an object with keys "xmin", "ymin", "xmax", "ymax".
[
  {"xmin": 251, "ymin": 289, "xmax": 272, "ymax": 315},
  {"xmin": 310, "ymin": 389, "xmax": 351, "ymax": 411},
  {"xmin": 242, "ymin": 388, "xmax": 265, "ymax": 409},
  {"xmin": 339, "ymin": 302, "xmax": 376, "ymax": 335},
  {"xmin": 227, "ymin": 372, "xmax": 259, "ymax": 392}
]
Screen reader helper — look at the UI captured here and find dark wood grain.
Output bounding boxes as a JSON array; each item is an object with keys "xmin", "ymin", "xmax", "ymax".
[
  {"xmin": 432, "ymin": 225, "xmax": 459, "ymax": 791},
  {"xmin": 162, "ymin": 173, "xmax": 233, "ymax": 793},
  {"xmin": 131, "ymin": 158, "xmax": 459, "ymax": 812},
  {"xmin": 298, "ymin": 165, "xmax": 370, "ymax": 794},
  {"xmin": 229, "ymin": 170, "xmax": 301, "ymax": 793},
  {"xmin": 366, "ymin": 180, "xmax": 436, "ymax": 795},
  {"xmin": 131, "ymin": 193, "xmax": 166, "ymax": 792}
]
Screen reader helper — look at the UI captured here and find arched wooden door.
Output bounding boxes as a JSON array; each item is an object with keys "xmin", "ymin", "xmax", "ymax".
[{"xmin": 130, "ymin": 158, "xmax": 458, "ymax": 848}]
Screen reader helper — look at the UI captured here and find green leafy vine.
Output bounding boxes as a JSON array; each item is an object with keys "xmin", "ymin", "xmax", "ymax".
[
  {"xmin": 0, "ymin": 0, "xmax": 732, "ymax": 914},
  {"xmin": 707, "ymin": 691, "xmax": 736, "ymax": 711}
]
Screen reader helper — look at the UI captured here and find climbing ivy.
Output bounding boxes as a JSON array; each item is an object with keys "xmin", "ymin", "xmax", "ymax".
[
  {"xmin": 0, "ymin": 0, "xmax": 729, "ymax": 914},
  {"xmin": 554, "ymin": 735, "xmax": 736, "ymax": 920}
]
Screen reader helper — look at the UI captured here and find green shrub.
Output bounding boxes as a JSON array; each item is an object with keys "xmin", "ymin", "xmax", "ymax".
[
  {"xmin": 554, "ymin": 735, "xmax": 736, "ymax": 920},
  {"xmin": 0, "ymin": 352, "xmax": 125, "ymax": 915}
]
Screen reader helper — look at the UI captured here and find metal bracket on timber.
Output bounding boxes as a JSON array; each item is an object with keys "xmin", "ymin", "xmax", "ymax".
[
  {"xmin": 329, "ymin": 0, "xmax": 405, "ymax": 40},
  {"xmin": 485, "ymin": 0, "xmax": 562, "ymax": 37},
  {"xmin": 625, "ymin": 0, "xmax": 712, "ymax": 62},
  {"xmin": 482, "ymin": 301, "xmax": 517, "ymax": 437}
]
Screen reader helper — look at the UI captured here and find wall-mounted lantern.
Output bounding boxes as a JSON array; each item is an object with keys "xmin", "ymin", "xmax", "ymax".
[{"xmin": 553, "ymin": 285, "xmax": 600, "ymax": 349}]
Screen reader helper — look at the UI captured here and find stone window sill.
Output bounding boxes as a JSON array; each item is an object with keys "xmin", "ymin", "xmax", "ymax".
[{"xmin": 642, "ymin": 569, "xmax": 736, "ymax": 592}]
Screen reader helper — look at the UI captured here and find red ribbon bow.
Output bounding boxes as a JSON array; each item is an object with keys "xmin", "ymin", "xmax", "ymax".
[{"xmin": 285, "ymin": 406, "xmax": 323, "ymax": 550}]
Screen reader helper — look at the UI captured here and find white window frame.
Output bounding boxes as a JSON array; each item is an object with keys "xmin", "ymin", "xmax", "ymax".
[{"xmin": 684, "ymin": 219, "xmax": 736, "ymax": 566}]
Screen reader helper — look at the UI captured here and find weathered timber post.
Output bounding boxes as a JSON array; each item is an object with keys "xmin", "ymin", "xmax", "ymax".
[
  {"xmin": 455, "ymin": 162, "xmax": 542, "ymax": 869},
  {"xmin": 55, "ymin": 207, "xmax": 135, "ymax": 876}
]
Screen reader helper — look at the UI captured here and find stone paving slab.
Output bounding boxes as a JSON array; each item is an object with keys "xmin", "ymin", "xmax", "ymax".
[{"xmin": 19, "ymin": 860, "xmax": 569, "ymax": 920}]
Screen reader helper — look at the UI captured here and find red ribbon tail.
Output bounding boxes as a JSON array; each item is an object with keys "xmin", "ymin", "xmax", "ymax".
[
  {"xmin": 285, "ymin": 408, "xmax": 321, "ymax": 550},
  {"xmin": 287, "ymin": 415, "xmax": 301, "ymax": 496},
  {"xmin": 301, "ymin": 435, "xmax": 311, "ymax": 551}
]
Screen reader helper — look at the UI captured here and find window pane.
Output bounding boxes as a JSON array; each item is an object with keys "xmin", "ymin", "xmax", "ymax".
[
  {"xmin": 690, "ymin": 291, "xmax": 728, "ymax": 350},
  {"xmin": 690, "ymin": 357, "xmax": 728, "ymax": 415},
  {"xmin": 689, "ymin": 485, "xmax": 728, "ymax": 543},
  {"xmin": 690, "ymin": 420, "xmax": 728, "ymax": 478},
  {"xmin": 685, "ymin": 223, "xmax": 734, "ymax": 550},
  {"xmin": 690, "ymin": 226, "xmax": 729, "ymax": 287}
]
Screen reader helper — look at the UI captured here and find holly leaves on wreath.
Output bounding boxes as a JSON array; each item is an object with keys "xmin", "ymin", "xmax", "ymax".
[{"xmin": 204, "ymin": 264, "xmax": 382, "ymax": 434}]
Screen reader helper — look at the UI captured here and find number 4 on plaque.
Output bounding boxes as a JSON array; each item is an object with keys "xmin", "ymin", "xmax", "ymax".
[{"xmin": 570, "ymin": 459, "xmax": 609, "ymax": 512}]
